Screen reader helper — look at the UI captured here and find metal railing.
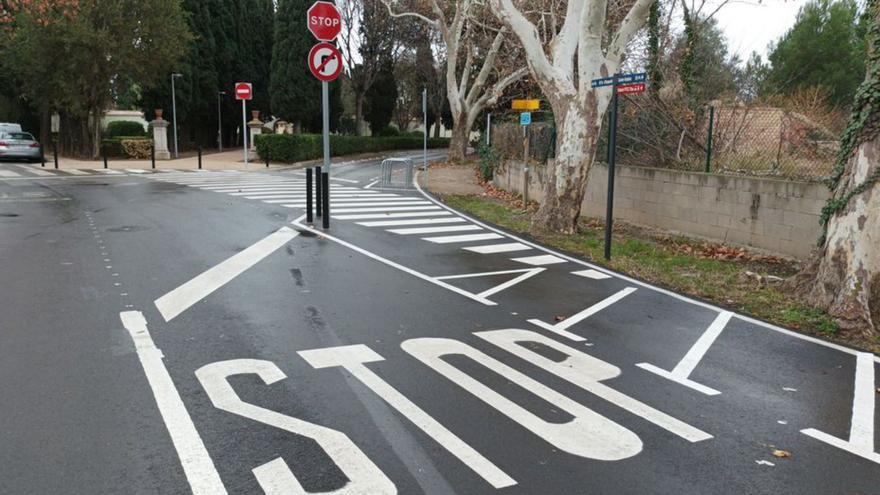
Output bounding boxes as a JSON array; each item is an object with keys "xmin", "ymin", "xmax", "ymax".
[{"xmin": 379, "ymin": 157, "xmax": 415, "ymax": 189}]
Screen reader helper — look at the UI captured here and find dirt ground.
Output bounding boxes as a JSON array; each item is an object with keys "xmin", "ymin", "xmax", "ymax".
[{"xmin": 420, "ymin": 162, "xmax": 484, "ymax": 195}]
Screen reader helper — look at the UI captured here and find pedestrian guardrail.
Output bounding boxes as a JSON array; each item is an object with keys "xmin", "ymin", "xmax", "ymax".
[{"xmin": 379, "ymin": 157, "xmax": 414, "ymax": 189}]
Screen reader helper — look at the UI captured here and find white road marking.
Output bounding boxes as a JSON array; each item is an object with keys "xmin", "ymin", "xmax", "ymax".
[
  {"xmin": 802, "ymin": 352, "xmax": 879, "ymax": 464},
  {"xmin": 291, "ymin": 215, "xmax": 495, "ymax": 306},
  {"xmin": 435, "ymin": 268, "xmax": 545, "ymax": 299},
  {"xmin": 333, "ymin": 206, "xmax": 441, "ymax": 213},
  {"xmin": 528, "ymin": 288, "xmax": 638, "ymax": 341},
  {"xmin": 154, "ymin": 227, "xmax": 299, "ymax": 321},
  {"xmin": 315, "ymin": 197, "xmax": 423, "ymax": 203},
  {"xmin": 0, "ymin": 169, "xmax": 21, "ymax": 177},
  {"xmin": 120, "ymin": 311, "xmax": 227, "ymax": 494},
  {"xmin": 298, "ymin": 345, "xmax": 516, "ymax": 489},
  {"xmin": 357, "ymin": 217, "xmax": 466, "ymax": 227},
  {"xmin": 422, "ymin": 233, "xmax": 504, "ymax": 244},
  {"xmin": 401, "ymin": 338, "xmax": 643, "ymax": 460},
  {"xmin": 364, "ymin": 179, "xmax": 378, "ymax": 189},
  {"xmin": 476, "ymin": 329, "xmax": 713, "ymax": 443},
  {"xmin": 196, "ymin": 359, "xmax": 396, "ymax": 494},
  {"xmin": 510, "ymin": 254, "xmax": 567, "ymax": 266},
  {"xmin": 283, "ymin": 200, "xmax": 428, "ymax": 208},
  {"xmin": 94, "ymin": 168, "xmax": 124, "ymax": 175},
  {"xmin": 14, "ymin": 165, "xmax": 53, "ymax": 176},
  {"xmin": 334, "ymin": 211, "xmax": 453, "ymax": 220},
  {"xmin": 572, "ymin": 269, "xmax": 612, "ymax": 280},
  {"xmin": 126, "ymin": 169, "xmax": 149, "ymax": 174},
  {"xmin": 463, "ymin": 243, "xmax": 531, "ymax": 254},
  {"xmin": 64, "ymin": 169, "xmax": 89, "ymax": 175},
  {"xmin": 635, "ymin": 311, "xmax": 733, "ymax": 396},
  {"xmin": 388, "ymin": 225, "xmax": 482, "ymax": 235}
]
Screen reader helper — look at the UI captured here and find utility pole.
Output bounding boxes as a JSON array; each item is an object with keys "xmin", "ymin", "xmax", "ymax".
[
  {"xmin": 171, "ymin": 73, "xmax": 183, "ymax": 159},
  {"xmin": 217, "ymin": 91, "xmax": 226, "ymax": 152}
]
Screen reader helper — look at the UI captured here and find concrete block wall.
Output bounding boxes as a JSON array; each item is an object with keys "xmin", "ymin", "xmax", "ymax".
[{"xmin": 494, "ymin": 162, "xmax": 830, "ymax": 258}]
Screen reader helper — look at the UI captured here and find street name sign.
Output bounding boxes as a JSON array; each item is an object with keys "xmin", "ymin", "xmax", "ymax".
[
  {"xmin": 307, "ymin": 1, "xmax": 342, "ymax": 41},
  {"xmin": 234, "ymin": 82, "xmax": 253, "ymax": 101},
  {"xmin": 590, "ymin": 72, "xmax": 647, "ymax": 88},
  {"xmin": 308, "ymin": 43, "xmax": 343, "ymax": 82},
  {"xmin": 512, "ymin": 99, "xmax": 540, "ymax": 111}
]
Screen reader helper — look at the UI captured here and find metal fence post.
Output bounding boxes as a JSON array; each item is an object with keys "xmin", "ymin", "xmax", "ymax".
[
  {"xmin": 315, "ymin": 165, "xmax": 322, "ymax": 217},
  {"xmin": 705, "ymin": 105, "xmax": 715, "ymax": 173}
]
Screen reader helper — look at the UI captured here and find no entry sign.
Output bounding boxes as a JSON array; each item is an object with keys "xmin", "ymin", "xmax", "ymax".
[
  {"xmin": 308, "ymin": 43, "xmax": 343, "ymax": 82},
  {"xmin": 234, "ymin": 82, "xmax": 253, "ymax": 101},
  {"xmin": 307, "ymin": 1, "xmax": 342, "ymax": 41}
]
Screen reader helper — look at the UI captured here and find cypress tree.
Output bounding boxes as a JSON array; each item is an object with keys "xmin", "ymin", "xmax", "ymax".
[{"xmin": 271, "ymin": 0, "xmax": 320, "ymax": 130}]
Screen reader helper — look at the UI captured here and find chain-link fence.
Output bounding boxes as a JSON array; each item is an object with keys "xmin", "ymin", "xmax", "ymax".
[{"xmin": 490, "ymin": 96, "xmax": 841, "ymax": 182}]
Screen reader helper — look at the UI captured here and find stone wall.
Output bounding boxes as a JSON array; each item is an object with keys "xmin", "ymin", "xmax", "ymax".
[{"xmin": 494, "ymin": 161, "xmax": 830, "ymax": 258}]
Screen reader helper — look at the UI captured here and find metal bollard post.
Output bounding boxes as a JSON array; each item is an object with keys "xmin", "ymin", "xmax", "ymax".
[
  {"xmin": 265, "ymin": 156, "xmax": 270, "ymax": 168},
  {"xmin": 321, "ymin": 172, "xmax": 330, "ymax": 229},
  {"xmin": 53, "ymin": 142, "xmax": 58, "ymax": 169},
  {"xmin": 306, "ymin": 168, "xmax": 314, "ymax": 223},
  {"xmin": 151, "ymin": 142, "xmax": 156, "ymax": 169},
  {"xmin": 315, "ymin": 165, "xmax": 322, "ymax": 217},
  {"xmin": 198, "ymin": 146, "xmax": 202, "ymax": 170},
  {"xmin": 103, "ymin": 145, "xmax": 108, "ymax": 169},
  {"xmin": 41, "ymin": 146, "xmax": 45, "ymax": 167}
]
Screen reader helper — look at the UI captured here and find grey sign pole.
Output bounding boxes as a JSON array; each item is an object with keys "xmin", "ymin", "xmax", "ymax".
[
  {"xmin": 323, "ymin": 81, "xmax": 330, "ymax": 173},
  {"xmin": 217, "ymin": 91, "xmax": 225, "ymax": 152},
  {"xmin": 422, "ymin": 89, "xmax": 428, "ymax": 184},
  {"xmin": 242, "ymin": 98, "xmax": 248, "ymax": 168},
  {"xmin": 171, "ymin": 73, "xmax": 181, "ymax": 159}
]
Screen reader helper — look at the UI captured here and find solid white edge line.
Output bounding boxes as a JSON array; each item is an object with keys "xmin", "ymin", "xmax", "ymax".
[
  {"xmin": 120, "ymin": 311, "xmax": 227, "ymax": 494},
  {"xmin": 412, "ymin": 171, "xmax": 880, "ymax": 363},
  {"xmin": 290, "ymin": 215, "xmax": 496, "ymax": 307},
  {"xmin": 154, "ymin": 227, "xmax": 299, "ymax": 321}
]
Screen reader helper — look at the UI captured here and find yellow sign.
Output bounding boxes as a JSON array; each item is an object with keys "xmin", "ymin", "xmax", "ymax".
[{"xmin": 511, "ymin": 99, "xmax": 540, "ymax": 110}]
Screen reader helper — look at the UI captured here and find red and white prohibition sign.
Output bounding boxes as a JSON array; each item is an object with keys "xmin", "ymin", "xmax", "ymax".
[{"xmin": 308, "ymin": 42, "xmax": 343, "ymax": 82}]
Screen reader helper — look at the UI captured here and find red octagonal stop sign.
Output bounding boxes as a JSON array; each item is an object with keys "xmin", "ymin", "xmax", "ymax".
[{"xmin": 307, "ymin": 1, "xmax": 341, "ymax": 41}]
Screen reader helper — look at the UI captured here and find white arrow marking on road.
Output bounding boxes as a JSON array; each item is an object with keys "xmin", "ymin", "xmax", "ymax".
[
  {"xmin": 528, "ymin": 288, "xmax": 637, "ymax": 341},
  {"xmin": 298, "ymin": 344, "xmax": 517, "ymax": 489},
  {"xmin": 120, "ymin": 311, "xmax": 227, "ymax": 494},
  {"xmin": 154, "ymin": 227, "xmax": 299, "ymax": 322},
  {"xmin": 801, "ymin": 352, "xmax": 879, "ymax": 464},
  {"xmin": 435, "ymin": 268, "xmax": 546, "ymax": 299},
  {"xmin": 635, "ymin": 311, "xmax": 733, "ymax": 396}
]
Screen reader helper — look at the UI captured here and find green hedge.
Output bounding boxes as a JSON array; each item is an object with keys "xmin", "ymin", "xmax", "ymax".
[
  {"xmin": 105, "ymin": 120, "xmax": 147, "ymax": 138},
  {"xmin": 255, "ymin": 134, "xmax": 450, "ymax": 163}
]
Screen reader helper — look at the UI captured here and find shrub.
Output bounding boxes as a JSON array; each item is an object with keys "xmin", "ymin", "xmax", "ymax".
[
  {"xmin": 106, "ymin": 120, "xmax": 147, "ymax": 138},
  {"xmin": 477, "ymin": 142, "xmax": 500, "ymax": 181},
  {"xmin": 377, "ymin": 126, "xmax": 399, "ymax": 137},
  {"xmin": 121, "ymin": 138, "xmax": 153, "ymax": 159},
  {"xmin": 255, "ymin": 134, "xmax": 450, "ymax": 163}
]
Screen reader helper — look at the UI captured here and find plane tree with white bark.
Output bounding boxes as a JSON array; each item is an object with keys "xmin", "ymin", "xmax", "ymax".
[
  {"xmin": 382, "ymin": 0, "xmax": 528, "ymax": 160},
  {"xmin": 488, "ymin": 0, "xmax": 656, "ymax": 233}
]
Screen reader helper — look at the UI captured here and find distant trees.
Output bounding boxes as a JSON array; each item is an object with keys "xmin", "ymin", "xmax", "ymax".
[
  {"xmin": 271, "ymin": 0, "xmax": 320, "ymax": 132},
  {"xmin": 764, "ymin": 0, "xmax": 866, "ymax": 106}
]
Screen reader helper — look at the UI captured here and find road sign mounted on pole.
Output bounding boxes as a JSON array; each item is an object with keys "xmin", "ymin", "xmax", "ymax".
[
  {"xmin": 617, "ymin": 83, "xmax": 646, "ymax": 95},
  {"xmin": 234, "ymin": 82, "xmax": 253, "ymax": 101},
  {"xmin": 308, "ymin": 43, "xmax": 343, "ymax": 82},
  {"xmin": 520, "ymin": 112, "xmax": 532, "ymax": 126},
  {"xmin": 307, "ymin": 1, "xmax": 342, "ymax": 41}
]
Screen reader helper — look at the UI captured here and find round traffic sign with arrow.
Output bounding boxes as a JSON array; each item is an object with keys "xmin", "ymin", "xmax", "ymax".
[{"xmin": 308, "ymin": 42, "xmax": 343, "ymax": 82}]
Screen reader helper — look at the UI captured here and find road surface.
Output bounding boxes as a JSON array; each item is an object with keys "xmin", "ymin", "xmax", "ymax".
[{"xmin": 0, "ymin": 153, "xmax": 877, "ymax": 494}]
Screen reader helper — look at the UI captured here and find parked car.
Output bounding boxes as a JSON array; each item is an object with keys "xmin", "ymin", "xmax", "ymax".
[
  {"xmin": 0, "ymin": 132, "xmax": 42, "ymax": 162},
  {"xmin": 0, "ymin": 123, "xmax": 23, "ymax": 135}
]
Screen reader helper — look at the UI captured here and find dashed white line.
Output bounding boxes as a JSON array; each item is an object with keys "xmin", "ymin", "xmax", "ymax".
[
  {"xmin": 462, "ymin": 243, "xmax": 531, "ymax": 254},
  {"xmin": 422, "ymin": 233, "xmax": 504, "ymax": 244},
  {"xmin": 388, "ymin": 225, "xmax": 482, "ymax": 235},
  {"xmin": 510, "ymin": 254, "xmax": 567, "ymax": 266}
]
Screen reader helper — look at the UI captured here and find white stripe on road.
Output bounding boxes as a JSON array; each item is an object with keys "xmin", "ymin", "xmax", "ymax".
[
  {"xmin": 246, "ymin": 193, "xmax": 394, "ymax": 200},
  {"xmin": 126, "ymin": 169, "xmax": 149, "ymax": 174},
  {"xmin": 802, "ymin": 352, "xmax": 879, "ymax": 464},
  {"xmin": 332, "ymin": 206, "xmax": 441, "ymax": 213},
  {"xmin": 422, "ymin": 233, "xmax": 504, "ymax": 244},
  {"xmin": 435, "ymin": 268, "xmax": 546, "ymax": 299},
  {"xmin": 635, "ymin": 311, "xmax": 733, "ymax": 396},
  {"xmin": 64, "ymin": 169, "xmax": 89, "ymax": 175},
  {"xmin": 281, "ymin": 202, "xmax": 429, "ymax": 209},
  {"xmin": 298, "ymin": 345, "xmax": 516, "ymax": 489},
  {"xmin": 463, "ymin": 243, "xmax": 531, "ymax": 254},
  {"xmin": 93, "ymin": 169, "xmax": 124, "ymax": 175},
  {"xmin": 14, "ymin": 165, "xmax": 53, "ymax": 176},
  {"xmin": 0, "ymin": 170, "xmax": 21, "ymax": 177},
  {"xmin": 388, "ymin": 225, "xmax": 482, "ymax": 235},
  {"xmin": 357, "ymin": 217, "xmax": 466, "ymax": 227},
  {"xmin": 528, "ymin": 288, "xmax": 638, "ymax": 341},
  {"xmin": 334, "ymin": 211, "xmax": 453, "ymax": 220},
  {"xmin": 154, "ymin": 227, "xmax": 299, "ymax": 322},
  {"xmin": 120, "ymin": 311, "xmax": 227, "ymax": 494},
  {"xmin": 510, "ymin": 254, "xmax": 567, "ymax": 266},
  {"xmin": 572, "ymin": 269, "xmax": 612, "ymax": 280}
]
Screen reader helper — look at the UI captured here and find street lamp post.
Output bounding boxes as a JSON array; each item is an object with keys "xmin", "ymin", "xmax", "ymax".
[
  {"xmin": 171, "ymin": 73, "xmax": 183, "ymax": 158},
  {"xmin": 217, "ymin": 91, "xmax": 226, "ymax": 152}
]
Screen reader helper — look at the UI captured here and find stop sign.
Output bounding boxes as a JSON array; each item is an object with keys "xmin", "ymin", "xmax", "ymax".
[
  {"xmin": 307, "ymin": 1, "xmax": 341, "ymax": 41},
  {"xmin": 234, "ymin": 82, "xmax": 252, "ymax": 101}
]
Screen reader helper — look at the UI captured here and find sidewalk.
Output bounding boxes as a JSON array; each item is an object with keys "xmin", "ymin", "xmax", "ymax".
[{"xmin": 39, "ymin": 150, "xmax": 284, "ymax": 171}]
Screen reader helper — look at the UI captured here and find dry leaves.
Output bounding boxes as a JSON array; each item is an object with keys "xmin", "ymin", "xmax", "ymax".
[
  {"xmin": 670, "ymin": 240, "xmax": 786, "ymax": 264},
  {"xmin": 772, "ymin": 449, "xmax": 791, "ymax": 458}
]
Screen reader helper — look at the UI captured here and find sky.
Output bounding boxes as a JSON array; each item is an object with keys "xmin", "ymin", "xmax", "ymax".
[{"xmin": 714, "ymin": 0, "xmax": 811, "ymax": 61}]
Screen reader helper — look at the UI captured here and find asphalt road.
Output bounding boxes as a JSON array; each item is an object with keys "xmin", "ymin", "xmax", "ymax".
[{"xmin": 0, "ymin": 154, "xmax": 878, "ymax": 494}]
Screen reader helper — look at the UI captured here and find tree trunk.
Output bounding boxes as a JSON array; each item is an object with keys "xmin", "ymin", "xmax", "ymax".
[
  {"xmin": 433, "ymin": 121, "xmax": 441, "ymax": 138},
  {"xmin": 354, "ymin": 92, "xmax": 366, "ymax": 137},
  {"xmin": 448, "ymin": 111, "xmax": 470, "ymax": 161},
  {"xmin": 532, "ymin": 95, "xmax": 604, "ymax": 234}
]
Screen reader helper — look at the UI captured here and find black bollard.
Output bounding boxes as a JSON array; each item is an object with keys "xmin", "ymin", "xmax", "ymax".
[
  {"xmin": 198, "ymin": 146, "xmax": 202, "ymax": 170},
  {"xmin": 321, "ymin": 172, "xmax": 330, "ymax": 229},
  {"xmin": 315, "ymin": 165, "xmax": 322, "ymax": 217},
  {"xmin": 306, "ymin": 168, "xmax": 314, "ymax": 223},
  {"xmin": 41, "ymin": 145, "xmax": 45, "ymax": 167},
  {"xmin": 102, "ymin": 145, "xmax": 108, "ymax": 169},
  {"xmin": 266, "ymin": 156, "xmax": 270, "ymax": 168},
  {"xmin": 53, "ymin": 142, "xmax": 58, "ymax": 169},
  {"xmin": 151, "ymin": 142, "xmax": 156, "ymax": 169}
]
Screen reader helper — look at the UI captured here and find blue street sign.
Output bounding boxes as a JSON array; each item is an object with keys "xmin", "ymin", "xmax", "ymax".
[
  {"xmin": 520, "ymin": 112, "xmax": 532, "ymax": 126},
  {"xmin": 591, "ymin": 72, "xmax": 647, "ymax": 88}
]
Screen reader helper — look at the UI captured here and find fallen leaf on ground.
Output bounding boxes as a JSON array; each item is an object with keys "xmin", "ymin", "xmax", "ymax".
[
  {"xmin": 772, "ymin": 449, "xmax": 791, "ymax": 458},
  {"xmin": 554, "ymin": 315, "xmax": 567, "ymax": 322}
]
